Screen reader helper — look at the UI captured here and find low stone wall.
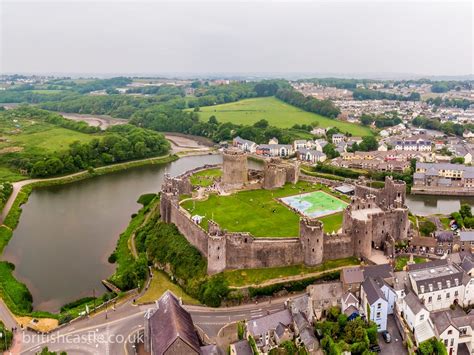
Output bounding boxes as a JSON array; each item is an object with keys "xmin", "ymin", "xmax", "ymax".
[{"xmin": 411, "ymin": 186, "xmax": 474, "ymax": 196}]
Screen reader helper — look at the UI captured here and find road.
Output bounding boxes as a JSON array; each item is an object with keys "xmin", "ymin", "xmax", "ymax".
[{"xmin": 15, "ymin": 294, "xmax": 297, "ymax": 355}]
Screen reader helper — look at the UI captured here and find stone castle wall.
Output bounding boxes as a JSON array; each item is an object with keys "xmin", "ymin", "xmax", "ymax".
[{"xmin": 159, "ymin": 162, "xmax": 409, "ymax": 274}]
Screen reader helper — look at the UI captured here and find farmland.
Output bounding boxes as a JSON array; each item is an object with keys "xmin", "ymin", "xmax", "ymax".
[{"xmin": 195, "ymin": 97, "xmax": 373, "ymax": 136}]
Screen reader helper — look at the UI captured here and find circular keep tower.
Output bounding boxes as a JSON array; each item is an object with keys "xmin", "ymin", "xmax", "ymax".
[{"xmin": 222, "ymin": 148, "xmax": 248, "ymax": 188}]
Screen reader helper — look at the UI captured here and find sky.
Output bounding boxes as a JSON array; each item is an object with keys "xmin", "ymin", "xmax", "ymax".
[{"xmin": 0, "ymin": 0, "xmax": 473, "ymax": 77}]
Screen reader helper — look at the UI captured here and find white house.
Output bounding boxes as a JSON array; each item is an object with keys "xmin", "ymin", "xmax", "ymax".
[
  {"xmin": 394, "ymin": 139, "xmax": 432, "ymax": 152},
  {"xmin": 233, "ymin": 136, "xmax": 257, "ymax": 153},
  {"xmin": 332, "ymin": 134, "xmax": 345, "ymax": 144},
  {"xmin": 296, "ymin": 148, "xmax": 327, "ymax": 164},
  {"xmin": 401, "ymin": 292, "xmax": 435, "ymax": 345},
  {"xmin": 313, "ymin": 139, "xmax": 328, "ymax": 152},
  {"xmin": 431, "ymin": 311, "xmax": 474, "ymax": 355},
  {"xmin": 460, "ymin": 255, "xmax": 474, "ymax": 307},
  {"xmin": 341, "ymin": 292, "xmax": 359, "ymax": 317},
  {"xmin": 408, "ymin": 260, "xmax": 465, "ymax": 312},
  {"xmin": 311, "ymin": 127, "xmax": 326, "ymax": 136},
  {"xmin": 361, "ymin": 277, "xmax": 389, "ymax": 332}
]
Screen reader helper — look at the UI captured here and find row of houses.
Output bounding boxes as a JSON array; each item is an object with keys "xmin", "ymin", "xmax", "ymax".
[
  {"xmin": 340, "ymin": 257, "xmax": 474, "ymax": 354},
  {"xmin": 413, "ymin": 162, "xmax": 474, "ymax": 192},
  {"xmin": 411, "ymin": 230, "xmax": 474, "ymax": 255},
  {"xmin": 232, "ymin": 136, "xmax": 327, "ymax": 163}
]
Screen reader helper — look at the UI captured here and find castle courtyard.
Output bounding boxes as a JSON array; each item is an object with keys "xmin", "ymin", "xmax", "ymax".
[{"xmin": 181, "ymin": 180, "xmax": 346, "ymax": 237}]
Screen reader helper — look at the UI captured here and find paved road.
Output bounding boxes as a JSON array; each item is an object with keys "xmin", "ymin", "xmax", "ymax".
[
  {"xmin": 16, "ymin": 293, "xmax": 300, "ymax": 355},
  {"xmin": 378, "ymin": 315, "xmax": 408, "ymax": 355}
]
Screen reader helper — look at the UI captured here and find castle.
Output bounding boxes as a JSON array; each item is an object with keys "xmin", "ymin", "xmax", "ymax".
[{"xmin": 160, "ymin": 150, "xmax": 409, "ymax": 274}]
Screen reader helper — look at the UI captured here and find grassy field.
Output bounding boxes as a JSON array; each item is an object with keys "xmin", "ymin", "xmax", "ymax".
[
  {"xmin": 190, "ymin": 168, "xmax": 222, "ymax": 187},
  {"xmin": 394, "ymin": 256, "xmax": 428, "ymax": 271},
  {"xmin": 223, "ymin": 257, "xmax": 359, "ymax": 287},
  {"xmin": 319, "ymin": 212, "xmax": 344, "ymax": 233},
  {"xmin": 0, "ymin": 114, "xmax": 100, "ymax": 181},
  {"xmin": 138, "ymin": 270, "xmax": 199, "ymax": 305},
  {"xmin": 181, "ymin": 181, "xmax": 341, "ymax": 238},
  {"xmin": 194, "ymin": 97, "xmax": 373, "ymax": 136}
]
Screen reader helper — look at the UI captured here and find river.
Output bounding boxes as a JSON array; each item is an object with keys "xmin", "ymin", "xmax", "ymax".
[{"xmin": 3, "ymin": 154, "xmax": 266, "ymax": 312}]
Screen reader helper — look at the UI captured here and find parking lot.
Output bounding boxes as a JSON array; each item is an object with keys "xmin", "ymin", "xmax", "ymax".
[{"xmin": 377, "ymin": 315, "xmax": 408, "ymax": 355}]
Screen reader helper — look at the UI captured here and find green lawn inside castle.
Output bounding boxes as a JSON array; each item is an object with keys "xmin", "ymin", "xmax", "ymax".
[{"xmin": 181, "ymin": 173, "xmax": 349, "ymax": 237}]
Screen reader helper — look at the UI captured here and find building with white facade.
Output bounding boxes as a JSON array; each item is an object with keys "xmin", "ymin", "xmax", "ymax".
[{"xmin": 408, "ymin": 260, "xmax": 465, "ymax": 312}]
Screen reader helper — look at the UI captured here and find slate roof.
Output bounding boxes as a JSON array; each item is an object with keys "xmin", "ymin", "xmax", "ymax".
[
  {"xmin": 409, "ymin": 262, "xmax": 464, "ymax": 294},
  {"xmin": 342, "ymin": 267, "xmax": 364, "ymax": 284},
  {"xmin": 363, "ymin": 264, "xmax": 393, "ymax": 280},
  {"xmin": 247, "ymin": 309, "xmax": 293, "ymax": 338},
  {"xmin": 407, "ymin": 259, "xmax": 447, "ymax": 271},
  {"xmin": 362, "ymin": 277, "xmax": 386, "ymax": 305},
  {"xmin": 148, "ymin": 291, "xmax": 201, "ymax": 355},
  {"xmin": 201, "ymin": 344, "xmax": 223, "ymax": 355},
  {"xmin": 435, "ymin": 231, "xmax": 454, "ymax": 242},
  {"xmin": 299, "ymin": 327, "xmax": 319, "ymax": 349},
  {"xmin": 231, "ymin": 340, "xmax": 253, "ymax": 355},
  {"xmin": 460, "ymin": 231, "xmax": 474, "ymax": 242},
  {"xmin": 461, "ymin": 255, "xmax": 474, "ymax": 273},
  {"xmin": 403, "ymin": 292, "xmax": 426, "ymax": 315},
  {"xmin": 342, "ymin": 291, "xmax": 358, "ymax": 305}
]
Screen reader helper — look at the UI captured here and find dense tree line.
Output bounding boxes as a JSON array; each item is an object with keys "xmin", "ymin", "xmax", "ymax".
[
  {"xmin": 8, "ymin": 106, "xmax": 100, "ymax": 133},
  {"xmin": 360, "ymin": 112, "xmax": 403, "ymax": 128},
  {"xmin": 275, "ymin": 88, "xmax": 341, "ymax": 118},
  {"xmin": 426, "ymin": 97, "xmax": 473, "ymax": 110},
  {"xmin": 22, "ymin": 124, "xmax": 170, "ymax": 177},
  {"xmin": 72, "ymin": 77, "xmax": 132, "ymax": 94},
  {"xmin": 352, "ymin": 88, "xmax": 420, "ymax": 101},
  {"xmin": 0, "ymin": 90, "xmax": 77, "ymax": 104},
  {"xmin": 125, "ymin": 85, "xmax": 184, "ymax": 96},
  {"xmin": 39, "ymin": 95, "xmax": 171, "ymax": 118},
  {"xmin": 130, "ymin": 105, "xmax": 306, "ymax": 144},
  {"xmin": 412, "ymin": 115, "xmax": 474, "ymax": 136}
]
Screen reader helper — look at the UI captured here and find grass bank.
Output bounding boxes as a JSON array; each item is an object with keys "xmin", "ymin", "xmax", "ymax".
[{"xmin": 223, "ymin": 257, "xmax": 359, "ymax": 287}]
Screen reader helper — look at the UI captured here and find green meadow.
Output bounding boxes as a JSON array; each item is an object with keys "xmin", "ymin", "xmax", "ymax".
[{"xmin": 194, "ymin": 96, "xmax": 373, "ymax": 136}]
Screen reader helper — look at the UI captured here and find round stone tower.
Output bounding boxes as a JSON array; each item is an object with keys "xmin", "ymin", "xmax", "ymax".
[
  {"xmin": 300, "ymin": 218, "xmax": 324, "ymax": 266},
  {"xmin": 222, "ymin": 148, "xmax": 248, "ymax": 188}
]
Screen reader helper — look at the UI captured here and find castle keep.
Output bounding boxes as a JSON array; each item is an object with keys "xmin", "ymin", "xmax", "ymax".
[{"xmin": 160, "ymin": 151, "xmax": 409, "ymax": 274}]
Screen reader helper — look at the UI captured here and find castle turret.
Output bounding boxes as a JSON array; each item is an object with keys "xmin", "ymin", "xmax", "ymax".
[
  {"xmin": 222, "ymin": 149, "xmax": 248, "ymax": 188},
  {"xmin": 300, "ymin": 218, "xmax": 324, "ymax": 266},
  {"xmin": 207, "ymin": 220, "xmax": 227, "ymax": 274}
]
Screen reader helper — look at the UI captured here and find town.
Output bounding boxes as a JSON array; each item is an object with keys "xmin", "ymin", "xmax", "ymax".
[{"xmin": 1, "ymin": 0, "xmax": 473, "ymax": 354}]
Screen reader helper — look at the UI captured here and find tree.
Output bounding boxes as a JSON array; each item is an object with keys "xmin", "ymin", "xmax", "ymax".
[
  {"xmin": 253, "ymin": 119, "xmax": 269, "ymax": 129},
  {"xmin": 460, "ymin": 204, "xmax": 473, "ymax": 219},
  {"xmin": 419, "ymin": 221, "xmax": 436, "ymax": 236},
  {"xmin": 418, "ymin": 338, "xmax": 447, "ymax": 355},
  {"xmin": 323, "ymin": 143, "xmax": 340, "ymax": 159},
  {"xmin": 357, "ymin": 136, "xmax": 378, "ymax": 152}
]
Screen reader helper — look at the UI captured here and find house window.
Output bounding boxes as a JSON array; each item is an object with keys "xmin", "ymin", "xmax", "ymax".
[
  {"xmin": 448, "ymin": 330, "xmax": 452, "ymax": 335},
  {"xmin": 377, "ymin": 303, "xmax": 381, "ymax": 309},
  {"xmin": 450, "ymin": 339, "xmax": 454, "ymax": 346},
  {"xmin": 446, "ymin": 293, "xmax": 450, "ymax": 299},
  {"xmin": 420, "ymin": 314, "xmax": 424, "ymax": 321},
  {"xmin": 428, "ymin": 296, "xmax": 432, "ymax": 303},
  {"xmin": 376, "ymin": 312, "xmax": 381, "ymax": 319},
  {"xmin": 437, "ymin": 295, "xmax": 442, "ymax": 301},
  {"xmin": 444, "ymin": 340, "xmax": 448, "ymax": 347}
]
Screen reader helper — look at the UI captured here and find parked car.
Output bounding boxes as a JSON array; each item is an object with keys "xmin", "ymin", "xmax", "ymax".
[
  {"xmin": 382, "ymin": 330, "xmax": 392, "ymax": 343},
  {"xmin": 370, "ymin": 344, "xmax": 381, "ymax": 352}
]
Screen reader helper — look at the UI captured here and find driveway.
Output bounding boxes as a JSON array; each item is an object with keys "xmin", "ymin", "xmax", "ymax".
[{"xmin": 378, "ymin": 315, "xmax": 407, "ymax": 355}]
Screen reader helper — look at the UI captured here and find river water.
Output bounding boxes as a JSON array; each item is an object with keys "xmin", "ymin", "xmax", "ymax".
[
  {"xmin": 2, "ymin": 154, "xmax": 227, "ymax": 312},
  {"xmin": 1, "ymin": 152, "xmax": 470, "ymax": 312}
]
